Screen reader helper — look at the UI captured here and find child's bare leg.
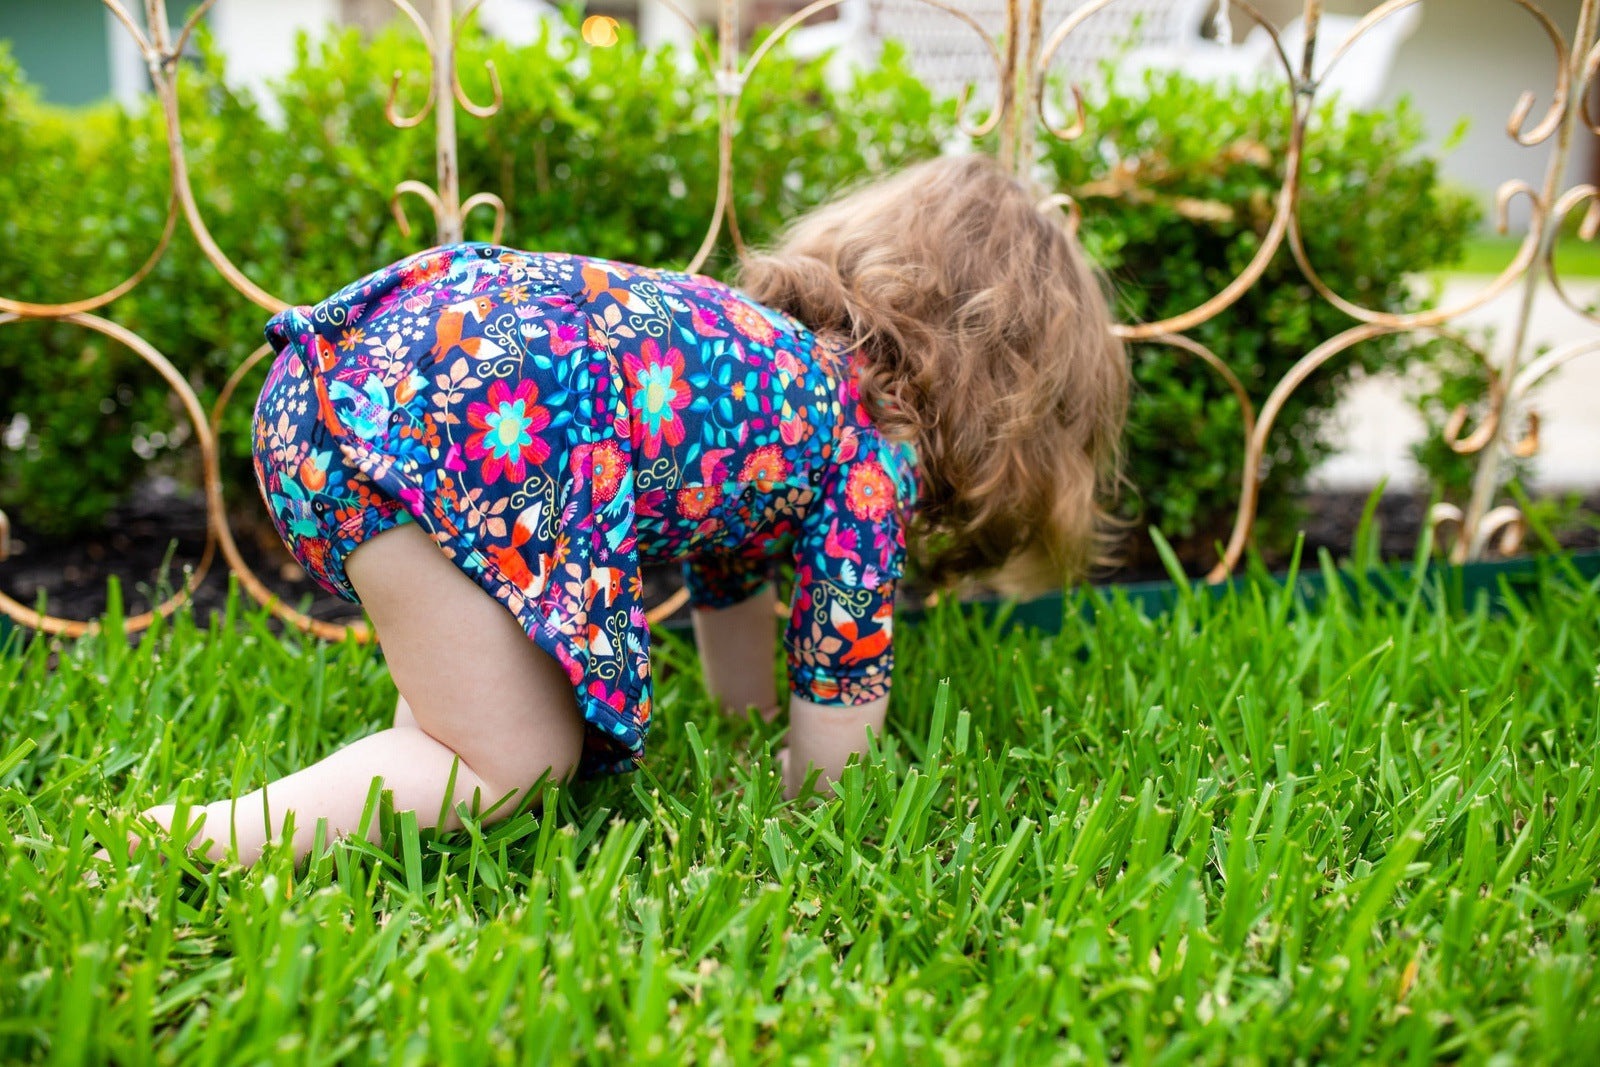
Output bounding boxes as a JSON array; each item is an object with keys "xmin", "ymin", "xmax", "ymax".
[
  {"xmin": 690, "ymin": 585, "xmax": 780, "ymax": 723},
  {"xmin": 140, "ymin": 523, "xmax": 585, "ymax": 866}
]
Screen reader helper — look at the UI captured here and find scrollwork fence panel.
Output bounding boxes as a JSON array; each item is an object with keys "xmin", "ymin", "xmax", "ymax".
[{"xmin": 1, "ymin": 0, "xmax": 1593, "ymax": 636}]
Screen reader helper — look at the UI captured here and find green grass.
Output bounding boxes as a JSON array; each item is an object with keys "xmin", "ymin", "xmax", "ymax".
[
  {"xmin": 4, "ymin": 552, "xmax": 1600, "ymax": 1065},
  {"xmin": 1443, "ymin": 234, "xmax": 1600, "ymax": 279}
]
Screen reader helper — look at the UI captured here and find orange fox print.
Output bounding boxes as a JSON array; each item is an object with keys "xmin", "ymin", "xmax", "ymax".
[{"xmin": 430, "ymin": 296, "xmax": 497, "ymax": 362}]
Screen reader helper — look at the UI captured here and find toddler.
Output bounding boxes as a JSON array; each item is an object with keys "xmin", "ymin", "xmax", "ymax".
[{"xmin": 122, "ymin": 153, "xmax": 1126, "ymax": 866}]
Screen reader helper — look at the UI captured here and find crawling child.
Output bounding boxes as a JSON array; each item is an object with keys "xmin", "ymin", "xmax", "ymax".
[{"xmin": 121, "ymin": 153, "xmax": 1127, "ymax": 866}]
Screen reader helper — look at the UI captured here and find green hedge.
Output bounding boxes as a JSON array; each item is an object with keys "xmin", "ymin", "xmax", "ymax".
[
  {"xmin": 0, "ymin": 20, "xmax": 1476, "ymax": 573},
  {"xmin": 1042, "ymin": 71, "xmax": 1478, "ymax": 562}
]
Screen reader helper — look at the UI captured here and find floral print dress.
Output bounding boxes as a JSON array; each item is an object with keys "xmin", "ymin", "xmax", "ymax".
[{"xmin": 255, "ymin": 243, "xmax": 917, "ymax": 777}]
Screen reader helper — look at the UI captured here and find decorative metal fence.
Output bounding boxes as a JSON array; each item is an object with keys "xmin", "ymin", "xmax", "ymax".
[{"xmin": 1, "ymin": 0, "xmax": 1595, "ymax": 640}]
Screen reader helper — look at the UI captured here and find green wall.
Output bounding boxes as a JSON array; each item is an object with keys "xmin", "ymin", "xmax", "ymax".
[{"xmin": 0, "ymin": 0, "xmax": 111, "ymax": 106}]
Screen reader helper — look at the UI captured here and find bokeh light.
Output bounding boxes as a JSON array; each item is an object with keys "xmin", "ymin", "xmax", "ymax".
[{"xmin": 581, "ymin": 15, "xmax": 620, "ymax": 48}]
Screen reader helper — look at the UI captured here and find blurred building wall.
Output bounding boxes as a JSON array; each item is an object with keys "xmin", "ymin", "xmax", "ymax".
[{"xmin": 1249, "ymin": 0, "xmax": 1593, "ymax": 229}]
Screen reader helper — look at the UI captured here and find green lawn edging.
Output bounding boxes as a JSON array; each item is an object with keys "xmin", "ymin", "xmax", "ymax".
[
  {"xmin": 642, "ymin": 549, "xmax": 1600, "ymax": 639},
  {"xmin": 910, "ymin": 549, "xmax": 1600, "ymax": 636}
]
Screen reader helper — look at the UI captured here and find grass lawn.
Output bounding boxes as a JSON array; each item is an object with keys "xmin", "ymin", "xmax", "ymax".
[
  {"xmin": 1444, "ymin": 234, "xmax": 1600, "ymax": 279},
  {"xmin": 3, "ymin": 552, "xmax": 1600, "ymax": 1064}
]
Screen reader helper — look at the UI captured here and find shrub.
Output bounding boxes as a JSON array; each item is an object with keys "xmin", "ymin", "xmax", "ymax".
[
  {"xmin": 0, "ymin": 51, "xmax": 178, "ymax": 531},
  {"xmin": 1041, "ymin": 70, "xmax": 1479, "ymax": 566}
]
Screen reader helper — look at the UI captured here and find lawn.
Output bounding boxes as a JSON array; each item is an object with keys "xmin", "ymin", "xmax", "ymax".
[
  {"xmin": 1445, "ymin": 234, "xmax": 1600, "ymax": 279},
  {"xmin": 3, "ymin": 548, "xmax": 1600, "ymax": 1064}
]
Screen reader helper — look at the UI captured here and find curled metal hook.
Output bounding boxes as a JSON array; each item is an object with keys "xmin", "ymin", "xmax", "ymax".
[
  {"xmin": 1544, "ymin": 185, "xmax": 1600, "ymax": 324},
  {"xmin": 951, "ymin": 82, "xmax": 1002, "ymax": 140},
  {"xmin": 1428, "ymin": 501, "xmax": 1464, "ymax": 546},
  {"xmin": 1473, "ymin": 506, "xmax": 1527, "ymax": 558},
  {"xmin": 1035, "ymin": 192, "xmax": 1082, "ymax": 238},
  {"xmin": 1512, "ymin": 409, "xmax": 1542, "ymax": 459},
  {"xmin": 392, "ymin": 180, "xmax": 444, "ymax": 240},
  {"xmin": 1426, "ymin": 501, "xmax": 1523, "ymax": 562},
  {"xmin": 1443, "ymin": 401, "xmax": 1500, "ymax": 456},
  {"xmin": 454, "ymin": 0, "xmax": 504, "ymax": 118},
  {"xmin": 383, "ymin": 0, "xmax": 438, "ymax": 128},
  {"xmin": 461, "ymin": 191, "xmax": 508, "ymax": 244},
  {"xmin": 1583, "ymin": 38, "xmax": 1600, "ymax": 135},
  {"xmin": 1036, "ymin": 82, "xmax": 1087, "ymax": 144},
  {"xmin": 1495, "ymin": 179, "xmax": 1543, "ymax": 236},
  {"xmin": 455, "ymin": 59, "xmax": 504, "ymax": 118},
  {"xmin": 386, "ymin": 67, "xmax": 437, "ymax": 128},
  {"xmin": 1505, "ymin": 0, "xmax": 1569, "ymax": 146},
  {"xmin": 1429, "ymin": 328, "xmax": 1506, "ymax": 457}
]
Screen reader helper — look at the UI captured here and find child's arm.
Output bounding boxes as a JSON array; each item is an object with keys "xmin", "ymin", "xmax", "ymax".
[
  {"xmin": 785, "ymin": 694, "xmax": 888, "ymax": 799},
  {"xmin": 691, "ymin": 583, "xmax": 780, "ymax": 722},
  {"xmin": 690, "ymin": 582, "xmax": 888, "ymax": 799}
]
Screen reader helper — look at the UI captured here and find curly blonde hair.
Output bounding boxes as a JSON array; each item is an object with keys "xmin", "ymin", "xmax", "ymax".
[{"xmin": 738, "ymin": 154, "xmax": 1128, "ymax": 593}]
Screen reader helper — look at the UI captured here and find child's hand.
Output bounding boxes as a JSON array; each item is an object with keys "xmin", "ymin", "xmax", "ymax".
[{"xmin": 85, "ymin": 804, "xmax": 193, "ymax": 883}]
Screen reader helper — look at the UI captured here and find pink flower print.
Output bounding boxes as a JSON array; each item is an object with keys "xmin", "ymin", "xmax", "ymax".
[
  {"xmin": 722, "ymin": 299, "xmax": 779, "ymax": 345},
  {"xmin": 691, "ymin": 306, "xmax": 728, "ymax": 337},
  {"xmin": 572, "ymin": 440, "xmax": 626, "ymax": 504},
  {"xmin": 740, "ymin": 445, "xmax": 790, "ymax": 493},
  {"xmin": 824, "ymin": 518, "xmax": 861, "ymax": 565},
  {"xmin": 779, "ymin": 400, "xmax": 811, "ymax": 447},
  {"xmin": 834, "ymin": 424, "xmax": 861, "ymax": 465},
  {"xmin": 465, "ymin": 379, "xmax": 551, "ymax": 484},
  {"xmin": 588, "ymin": 681, "xmax": 626, "ymax": 715},
  {"xmin": 549, "ymin": 320, "xmax": 584, "ymax": 357},
  {"xmin": 677, "ymin": 484, "xmax": 722, "ymax": 520},
  {"xmin": 845, "ymin": 461, "xmax": 894, "ymax": 522},
  {"xmin": 621, "ymin": 339, "xmax": 692, "ymax": 459}
]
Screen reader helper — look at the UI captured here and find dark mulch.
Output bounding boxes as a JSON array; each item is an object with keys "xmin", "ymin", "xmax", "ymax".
[{"xmin": 3, "ymin": 480, "xmax": 1596, "ymax": 632}]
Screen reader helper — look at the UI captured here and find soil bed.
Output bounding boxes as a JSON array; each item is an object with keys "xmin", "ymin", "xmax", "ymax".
[{"xmin": 4, "ymin": 481, "xmax": 1596, "ymax": 632}]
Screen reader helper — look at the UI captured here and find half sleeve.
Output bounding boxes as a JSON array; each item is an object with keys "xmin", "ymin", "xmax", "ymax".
[{"xmin": 784, "ymin": 437, "xmax": 914, "ymax": 705}]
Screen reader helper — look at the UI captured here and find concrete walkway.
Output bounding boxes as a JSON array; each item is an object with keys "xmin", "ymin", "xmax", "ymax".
[{"xmin": 1310, "ymin": 275, "xmax": 1600, "ymax": 492}]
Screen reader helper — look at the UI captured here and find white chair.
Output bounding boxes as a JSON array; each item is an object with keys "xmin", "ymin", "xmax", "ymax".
[
  {"xmin": 789, "ymin": 1, "xmax": 1423, "ymax": 112},
  {"xmin": 1125, "ymin": 5, "xmax": 1425, "ymax": 108},
  {"xmin": 1257, "ymin": 6, "xmax": 1424, "ymax": 110},
  {"xmin": 475, "ymin": 0, "xmax": 567, "ymax": 46},
  {"xmin": 788, "ymin": 0, "xmax": 1216, "ymax": 97}
]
